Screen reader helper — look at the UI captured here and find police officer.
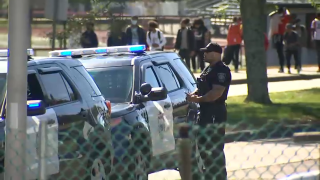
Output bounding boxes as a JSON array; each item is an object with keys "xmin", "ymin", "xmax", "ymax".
[{"xmin": 186, "ymin": 42, "xmax": 231, "ymax": 180}]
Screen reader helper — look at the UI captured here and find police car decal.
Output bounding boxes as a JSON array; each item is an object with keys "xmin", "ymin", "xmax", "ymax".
[{"xmin": 141, "ymin": 95, "xmax": 175, "ymax": 156}]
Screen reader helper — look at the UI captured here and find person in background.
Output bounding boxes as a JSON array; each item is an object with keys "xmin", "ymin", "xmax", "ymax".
[
  {"xmin": 283, "ymin": 24, "xmax": 300, "ymax": 74},
  {"xmin": 269, "ymin": 7, "xmax": 291, "ymax": 73},
  {"xmin": 146, "ymin": 21, "xmax": 166, "ymax": 51},
  {"xmin": 191, "ymin": 18, "xmax": 211, "ymax": 71},
  {"xmin": 293, "ymin": 19, "xmax": 307, "ymax": 69},
  {"xmin": 107, "ymin": 21, "xmax": 127, "ymax": 47},
  {"xmin": 125, "ymin": 16, "xmax": 146, "ymax": 46},
  {"xmin": 311, "ymin": 13, "xmax": 320, "ymax": 72},
  {"xmin": 174, "ymin": 18, "xmax": 195, "ymax": 70},
  {"xmin": 227, "ymin": 17, "xmax": 242, "ymax": 73},
  {"xmin": 80, "ymin": 22, "xmax": 99, "ymax": 48}
]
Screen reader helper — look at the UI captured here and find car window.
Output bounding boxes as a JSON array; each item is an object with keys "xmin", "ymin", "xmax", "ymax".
[
  {"xmin": 87, "ymin": 66, "xmax": 133, "ymax": 103},
  {"xmin": 62, "ymin": 75, "xmax": 77, "ymax": 101},
  {"xmin": 174, "ymin": 58, "xmax": 197, "ymax": 87},
  {"xmin": 144, "ymin": 67, "xmax": 160, "ymax": 88},
  {"xmin": 155, "ymin": 64, "xmax": 180, "ymax": 92},
  {"xmin": 40, "ymin": 73, "xmax": 71, "ymax": 106},
  {"xmin": 1, "ymin": 74, "xmax": 45, "ymax": 119},
  {"xmin": 28, "ymin": 74, "xmax": 45, "ymax": 101},
  {"xmin": 72, "ymin": 66, "xmax": 101, "ymax": 97}
]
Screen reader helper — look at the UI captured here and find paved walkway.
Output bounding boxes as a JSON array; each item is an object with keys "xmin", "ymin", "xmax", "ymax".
[
  {"xmin": 194, "ymin": 67, "xmax": 320, "ymax": 81},
  {"xmin": 228, "ymin": 78, "xmax": 320, "ymax": 97},
  {"xmin": 148, "ymin": 79, "xmax": 320, "ymax": 180},
  {"xmin": 149, "ymin": 139, "xmax": 319, "ymax": 180}
]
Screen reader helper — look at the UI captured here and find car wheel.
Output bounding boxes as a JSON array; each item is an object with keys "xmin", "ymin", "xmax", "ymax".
[{"xmin": 86, "ymin": 144, "xmax": 113, "ymax": 180}]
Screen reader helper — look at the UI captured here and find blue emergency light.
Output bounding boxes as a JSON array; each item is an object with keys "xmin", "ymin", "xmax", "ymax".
[
  {"xmin": 28, "ymin": 103, "xmax": 40, "ymax": 108},
  {"xmin": 0, "ymin": 49, "xmax": 34, "ymax": 57},
  {"xmin": 27, "ymin": 100, "xmax": 41, "ymax": 108},
  {"xmin": 48, "ymin": 45, "xmax": 146, "ymax": 57}
]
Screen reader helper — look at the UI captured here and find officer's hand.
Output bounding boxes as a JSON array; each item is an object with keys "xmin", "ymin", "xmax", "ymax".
[
  {"xmin": 186, "ymin": 93, "xmax": 200, "ymax": 103},
  {"xmin": 190, "ymin": 51, "xmax": 195, "ymax": 56}
]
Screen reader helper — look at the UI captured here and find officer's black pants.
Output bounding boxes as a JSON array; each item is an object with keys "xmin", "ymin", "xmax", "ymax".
[{"xmin": 192, "ymin": 105, "xmax": 227, "ymax": 180}]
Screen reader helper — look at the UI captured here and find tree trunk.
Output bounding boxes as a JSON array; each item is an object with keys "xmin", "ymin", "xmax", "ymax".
[{"xmin": 240, "ymin": 0, "xmax": 272, "ymax": 104}]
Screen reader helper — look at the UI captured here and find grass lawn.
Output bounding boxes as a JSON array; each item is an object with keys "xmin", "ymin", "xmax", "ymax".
[{"xmin": 226, "ymin": 88, "xmax": 320, "ymax": 130}]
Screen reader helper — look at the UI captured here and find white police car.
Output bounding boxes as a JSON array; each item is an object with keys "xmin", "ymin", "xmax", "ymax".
[{"xmin": 49, "ymin": 45, "xmax": 204, "ymax": 179}]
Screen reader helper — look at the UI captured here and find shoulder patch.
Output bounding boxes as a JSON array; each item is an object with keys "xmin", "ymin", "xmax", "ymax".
[{"xmin": 217, "ymin": 73, "xmax": 226, "ymax": 82}]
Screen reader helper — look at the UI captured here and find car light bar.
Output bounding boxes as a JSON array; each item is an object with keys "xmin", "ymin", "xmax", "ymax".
[
  {"xmin": 0, "ymin": 49, "xmax": 34, "ymax": 57},
  {"xmin": 48, "ymin": 45, "xmax": 146, "ymax": 57}
]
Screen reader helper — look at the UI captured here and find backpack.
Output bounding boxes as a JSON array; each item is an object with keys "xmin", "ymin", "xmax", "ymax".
[{"xmin": 148, "ymin": 30, "xmax": 164, "ymax": 51}]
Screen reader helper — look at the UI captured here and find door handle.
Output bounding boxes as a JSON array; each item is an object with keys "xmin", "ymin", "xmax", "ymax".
[
  {"xmin": 164, "ymin": 103, "xmax": 171, "ymax": 109},
  {"xmin": 80, "ymin": 108, "xmax": 87, "ymax": 118}
]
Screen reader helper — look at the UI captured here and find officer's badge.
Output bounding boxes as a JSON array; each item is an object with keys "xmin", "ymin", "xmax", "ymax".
[{"xmin": 217, "ymin": 73, "xmax": 226, "ymax": 82}]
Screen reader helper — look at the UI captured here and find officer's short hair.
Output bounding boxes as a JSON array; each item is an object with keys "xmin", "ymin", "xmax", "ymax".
[
  {"xmin": 132, "ymin": 16, "xmax": 138, "ymax": 20},
  {"xmin": 148, "ymin": 20, "xmax": 158, "ymax": 28}
]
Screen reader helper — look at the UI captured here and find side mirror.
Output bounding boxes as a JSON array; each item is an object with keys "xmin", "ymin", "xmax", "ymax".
[
  {"xmin": 147, "ymin": 87, "xmax": 167, "ymax": 101},
  {"xmin": 140, "ymin": 83, "xmax": 152, "ymax": 95},
  {"xmin": 27, "ymin": 100, "xmax": 46, "ymax": 116}
]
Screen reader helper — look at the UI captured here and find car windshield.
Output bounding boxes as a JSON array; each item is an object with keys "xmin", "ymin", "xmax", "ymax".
[{"xmin": 87, "ymin": 66, "xmax": 133, "ymax": 103}]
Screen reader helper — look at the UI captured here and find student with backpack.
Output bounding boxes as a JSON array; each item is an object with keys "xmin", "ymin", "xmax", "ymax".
[{"xmin": 146, "ymin": 21, "xmax": 167, "ymax": 51}]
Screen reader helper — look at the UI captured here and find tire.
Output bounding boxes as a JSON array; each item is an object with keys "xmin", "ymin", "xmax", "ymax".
[{"xmin": 86, "ymin": 143, "xmax": 113, "ymax": 180}]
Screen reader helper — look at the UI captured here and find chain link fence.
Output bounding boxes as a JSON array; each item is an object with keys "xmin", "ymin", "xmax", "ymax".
[{"xmin": 1, "ymin": 119, "xmax": 319, "ymax": 180}]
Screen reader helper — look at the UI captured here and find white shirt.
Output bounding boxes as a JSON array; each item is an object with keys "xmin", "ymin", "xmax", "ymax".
[
  {"xmin": 146, "ymin": 29, "xmax": 167, "ymax": 51},
  {"xmin": 311, "ymin": 18, "xmax": 320, "ymax": 40}
]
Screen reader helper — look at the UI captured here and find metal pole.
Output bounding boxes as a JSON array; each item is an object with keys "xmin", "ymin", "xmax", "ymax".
[
  {"xmin": 179, "ymin": 124, "xmax": 192, "ymax": 180},
  {"xmin": 5, "ymin": 0, "xmax": 29, "ymax": 179},
  {"xmin": 38, "ymin": 121, "xmax": 48, "ymax": 180},
  {"xmin": 51, "ymin": 0, "xmax": 59, "ymax": 50}
]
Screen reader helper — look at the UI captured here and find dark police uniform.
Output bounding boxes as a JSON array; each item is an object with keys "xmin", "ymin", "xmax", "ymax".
[{"xmin": 193, "ymin": 43, "xmax": 231, "ymax": 180}]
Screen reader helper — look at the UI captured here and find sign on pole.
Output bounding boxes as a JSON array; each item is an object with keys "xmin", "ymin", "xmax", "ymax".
[{"xmin": 45, "ymin": 0, "xmax": 68, "ymax": 21}]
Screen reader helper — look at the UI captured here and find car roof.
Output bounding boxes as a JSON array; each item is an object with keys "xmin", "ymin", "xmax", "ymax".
[
  {"xmin": 0, "ymin": 57, "xmax": 82, "ymax": 73},
  {"xmin": 79, "ymin": 51, "xmax": 176, "ymax": 69}
]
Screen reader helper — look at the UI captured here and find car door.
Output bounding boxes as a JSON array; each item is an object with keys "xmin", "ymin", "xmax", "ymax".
[
  {"xmin": 37, "ymin": 65, "xmax": 89, "ymax": 160},
  {"xmin": 1, "ymin": 69, "xmax": 60, "ymax": 179},
  {"xmin": 140, "ymin": 62, "xmax": 175, "ymax": 156},
  {"xmin": 152, "ymin": 57, "xmax": 190, "ymax": 137}
]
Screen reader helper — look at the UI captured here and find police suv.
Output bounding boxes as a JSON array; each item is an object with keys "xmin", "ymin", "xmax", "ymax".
[
  {"xmin": 0, "ymin": 49, "xmax": 113, "ymax": 179},
  {"xmin": 49, "ymin": 45, "xmax": 204, "ymax": 179}
]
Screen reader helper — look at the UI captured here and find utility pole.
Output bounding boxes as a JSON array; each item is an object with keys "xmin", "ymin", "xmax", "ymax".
[
  {"xmin": 5, "ymin": 0, "xmax": 29, "ymax": 179},
  {"xmin": 51, "ymin": 0, "xmax": 59, "ymax": 50}
]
